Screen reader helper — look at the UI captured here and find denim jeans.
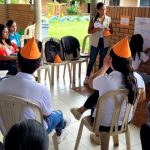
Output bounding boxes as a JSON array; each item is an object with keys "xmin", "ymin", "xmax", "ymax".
[
  {"xmin": 86, "ymin": 38, "xmax": 109, "ymax": 76},
  {"xmin": 45, "ymin": 110, "xmax": 64, "ymax": 134}
]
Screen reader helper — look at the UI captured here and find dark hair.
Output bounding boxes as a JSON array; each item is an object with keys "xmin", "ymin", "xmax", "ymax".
[
  {"xmin": 0, "ymin": 24, "xmax": 11, "ymax": 45},
  {"xmin": 94, "ymin": 2, "xmax": 105, "ymax": 22},
  {"xmin": 4, "ymin": 119, "xmax": 49, "ymax": 150},
  {"xmin": 6, "ymin": 20, "xmax": 15, "ymax": 28},
  {"xmin": 110, "ymin": 50, "xmax": 138, "ymax": 104},
  {"xmin": 18, "ymin": 52, "xmax": 41, "ymax": 74},
  {"xmin": 129, "ymin": 34, "xmax": 144, "ymax": 60}
]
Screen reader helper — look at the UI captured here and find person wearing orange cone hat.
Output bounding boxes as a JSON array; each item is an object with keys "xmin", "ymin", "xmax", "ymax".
[
  {"xmin": 0, "ymin": 37, "xmax": 71, "ymax": 144},
  {"xmin": 70, "ymin": 37, "xmax": 145, "ymax": 145}
]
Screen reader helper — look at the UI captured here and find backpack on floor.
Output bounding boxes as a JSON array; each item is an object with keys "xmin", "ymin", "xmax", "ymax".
[
  {"xmin": 61, "ymin": 36, "xmax": 80, "ymax": 60},
  {"xmin": 45, "ymin": 38, "xmax": 64, "ymax": 62}
]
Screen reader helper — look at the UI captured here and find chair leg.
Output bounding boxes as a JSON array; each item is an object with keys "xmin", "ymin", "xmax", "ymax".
[
  {"xmin": 72, "ymin": 63, "xmax": 76, "ymax": 84},
  {"xmin": 37, "ymin": 69, "xmax": 41, "ymax": 83},
  {"xmin": 125, "ymin": 129, "xmax": 131, "ymax": 150},
  {"xmin": 51, "ymin": 65, "xmax": 55, "ymax": 86},
  {"xmin": 113, "ymin": 135, "xmax": 119, "ymax": 146},
  {"xmin": 52, "ymin": 132, "xmax": 59, "ymax": 150},
  {"xmin": 44, "ymin": 69, "xmax": 47, "ymax": 81},
  {"xmin": 47, "ymin": 67, "xmax": 51, "ymax": 89},
  {"xmin": 100, "ymin": 132, "xmax": 110, "ymax": 150},
  {"xmin": 67, "ymin": 63, "xmax": 72, "ymax": 85},
  {"xmin": 57, "ymin": 66, "xmax": 59, "ymax": 79},
  {"xmin": 63, "ymin": 64, "xmax": 66, "ymax": 79},
  {"xmin": 78, "ymin": 62, "xmax": 81, "ymax": 80},
  {"xmin": 74, "ymin": 121, "xmax": 84, "ymax": 150}
]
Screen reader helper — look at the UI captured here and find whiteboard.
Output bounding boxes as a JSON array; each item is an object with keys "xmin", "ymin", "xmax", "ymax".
[{"xmin": 134, "ymin": 17, "xmax": 150, "ymax": 50}]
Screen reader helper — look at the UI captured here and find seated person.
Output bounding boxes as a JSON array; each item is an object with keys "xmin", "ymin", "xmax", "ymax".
[
  {"xmin": 6, "ymin": 20, "xmax": 21, "ymax": 49},
  {"xmin": 71, "ymin": 37, "xmax": 145, "ymax": 144},
  {"xmin": 4, "ymin": 119, "xmax": 49, "ymax": 150},
  {"xmin": 0, "ymin": 38, "xmax": 70, "ymax": 143},
  {"xmin": 130, "ymin": 34, "xmax": 150, "ymax": 86},
  {"xmin": 0, "ymin": 24, "xmax": 18, "ymax": 75}
]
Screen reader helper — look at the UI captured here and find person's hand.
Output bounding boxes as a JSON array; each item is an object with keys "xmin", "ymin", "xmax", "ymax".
[
  {"xmin": 104, "ymin": 27, "xmax": 110, "ymax": 31},
  {"xmin": 103, "ymin": 54, "xmax": 111, "ymax": 69},
  {"xmin": 95, "ymin": 27, "xmax": 102, "ymax": 32}
]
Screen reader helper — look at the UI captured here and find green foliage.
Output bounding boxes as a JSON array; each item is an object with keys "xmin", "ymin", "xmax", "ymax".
[
  {"xmin": 48, "ymin": 21, "xmax": 89, "ymax": 50},
  {"xmin": 67, "ymin": 5, "xmax": 79, "ymax": 15},
  {"xmin": 0, "ymin": 0, "xmax": 4, "ymax": 4}
]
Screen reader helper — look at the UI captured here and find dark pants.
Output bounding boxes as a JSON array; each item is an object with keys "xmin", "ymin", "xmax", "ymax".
[
  {"xmin": 86, "ymin": 38, "xmax": 109, "ymax": 76},
  {"xmin": 0, "ymin": 61, "xmax": 18, "ymax": 75},
  {"xmin": 140, "ymin": 123, "xmax": 150, "ymax": 150}
]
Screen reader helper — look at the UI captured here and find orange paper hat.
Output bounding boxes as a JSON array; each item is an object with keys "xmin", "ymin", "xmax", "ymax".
[
  {"xmin": 112, "ymin": 37, "xmax": 131, "ymax": 58},
  {"xmin": 54, "ymin": 54, "xmax": 62, "ymax": 63},
  {"xmin": 103, "ymin": 30, "xmax": 111, "ymax": 37},
  {"xmin": 20, "ymin": 37, "xmax": 41, "ymax": 59}
]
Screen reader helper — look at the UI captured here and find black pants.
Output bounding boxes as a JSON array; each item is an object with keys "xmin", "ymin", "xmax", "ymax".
[
  {"xmin": 0, "ymin": 61, "xmax": 18, "ymax": 75},
  {"xmin": 140, "ymin": 123, "xmax": 150, "ymax": 150}
]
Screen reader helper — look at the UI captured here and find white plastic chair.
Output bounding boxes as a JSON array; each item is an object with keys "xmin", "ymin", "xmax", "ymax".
[
  {"xmin": 42, "ymin": 37, "xmax": 71, "ymax": 86},
  {"xmin": 74, "ymin": 89, "xmax": 134, "ymax": 150},
  {"xmin": 20, "ymin": 24, "xmax": 35, "ymax": 47},
  {"xmin": 0, "ymin": 94, "xmax": 58, "ymax": 150},
  {"xmin": 62, "ymin": 35, "xmax": 90, "ymax": 85}
]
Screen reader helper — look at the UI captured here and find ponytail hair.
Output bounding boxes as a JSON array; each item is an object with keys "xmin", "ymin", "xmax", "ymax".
[
  {"xmin": 110, "ymin": 50, "xmax": 138, "ymax": 104},
  {"xmin": 130, "ymin": 34, "xmax": 143, "ymax": 60},
  {"xmin": 94, "ymin": 2, "xmax": 105, "ymax": 22}
]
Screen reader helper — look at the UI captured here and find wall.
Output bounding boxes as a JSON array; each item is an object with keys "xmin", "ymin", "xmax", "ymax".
[
  {"xmin": 120, "ymin": 0, "xmax": 138, "ymax": 6},
  {"xmin": 95, "ymin": 6, "xmax": 150, "ymax": 71},
  {"xmin": 0, "ymin": 5, "xmax": 7, "ymax": 24},
  {"xmin": 0, "ymin": 4, "xmax": 35, "ymax": 31}
]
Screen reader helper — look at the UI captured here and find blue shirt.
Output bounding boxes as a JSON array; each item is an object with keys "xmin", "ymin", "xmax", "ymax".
[{"xmin": 9, "ymin": 32, "xmax": 21, "ymax": 48}]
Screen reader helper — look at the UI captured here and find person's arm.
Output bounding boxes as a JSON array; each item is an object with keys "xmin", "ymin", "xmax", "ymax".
[
  {"xmin": 88, "ymin": 54, "xmax": 111, "ymax": 89},
  {"xmin": 0, "ymin": 55, "xmax": 17, "ymax": 60},
  {"xmin": 88, "ymin": 19, "xmax": 102, "ymax": 34},
  {"xmin": 109, "ymin": 21, "xmax": 113, "ymax": 34},
  {"xmin": 138, "ymin": 88, "xmax": 146, "ymax": 103}
]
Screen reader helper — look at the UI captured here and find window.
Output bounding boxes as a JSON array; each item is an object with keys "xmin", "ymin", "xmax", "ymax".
[
  {"xmin": 109, "ymin": 0, "xmax": 120, "ymax": 6},
  {"xmin": 140, "ymin": 0, "xmax": 150, "ymax": 6}
]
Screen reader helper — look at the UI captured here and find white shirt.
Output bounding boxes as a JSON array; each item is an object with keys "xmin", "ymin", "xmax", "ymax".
[
  {"xmin": 94, "ymin": 21, "xmax": 103, "ymax": 38},
  {"xmin": 93, "ymin": 71, "xmax": 145, "ymax": 126},
  {"xmin": 0, "ymin": 72, "xmax": 52, "ymax": 129},
  {"xmin": 132, "ymin": 52, "xmax": 149, "ymax": 70}
]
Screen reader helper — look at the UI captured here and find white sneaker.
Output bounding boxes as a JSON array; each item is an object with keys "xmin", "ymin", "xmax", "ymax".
[
  {"xmin": 83, "ymin": 76, "xmax": 89, "ymax": 85},
  {"xmin": 57, "ymin": 118, "xmax": 71, "ymax": 144}
]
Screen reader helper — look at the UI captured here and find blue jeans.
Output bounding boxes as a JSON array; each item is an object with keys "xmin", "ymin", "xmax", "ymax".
[
  {"xmin": 45, "ymin": 110, "xmax": 65, "ymax": 134},
  {"xmin": 86, "ymin": 38, "xmax": 109, "ymax": 76}
]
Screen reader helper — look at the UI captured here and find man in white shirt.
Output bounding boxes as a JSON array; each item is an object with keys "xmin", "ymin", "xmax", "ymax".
[{"xmin": 0, "ymin": 37, "xmax": 70, "ymax": 143}]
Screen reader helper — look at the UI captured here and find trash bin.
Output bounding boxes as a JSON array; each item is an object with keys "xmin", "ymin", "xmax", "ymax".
[{"xmin": 42, "ymin": 22, "xmax": 49, "ymax": 39}]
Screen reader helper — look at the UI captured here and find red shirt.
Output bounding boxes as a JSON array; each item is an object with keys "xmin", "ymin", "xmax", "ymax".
[{"xmin": 0, "ymin": 43, "xmax": 18, "ymax": 60}]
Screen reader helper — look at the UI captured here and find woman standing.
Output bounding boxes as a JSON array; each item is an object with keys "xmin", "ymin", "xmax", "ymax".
[{"xmin": 84, "ymin": 2, "xmax": 113, "ymax": 84}]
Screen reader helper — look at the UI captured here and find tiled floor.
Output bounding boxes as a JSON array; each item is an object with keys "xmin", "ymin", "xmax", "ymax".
[{"xmin": 0, "ymin": 65, "xmax": 145, "ymax": 150}]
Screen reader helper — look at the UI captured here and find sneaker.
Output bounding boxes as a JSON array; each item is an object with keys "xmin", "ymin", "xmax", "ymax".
[
  {"xmin": 83, "ymin": 76, "xmax": 89, "ymax": 85},
  {"xmin": 90, "ymin": 133, "xmax": 101, "ymax": 145},
  {"xmin": 70, "ymin": 108, "xmax": 82, "ymax": 120},
  {"xmin": 57, "ymin": 118, "xmax": 71, "ymax": 144}
]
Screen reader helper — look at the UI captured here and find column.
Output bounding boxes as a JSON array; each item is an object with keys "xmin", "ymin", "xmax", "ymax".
[
  {"xmin": 34, "ymin": 0, "xmax": 42, "ymax": 41},
  {"xmin": 5, "ymin": 0, "xmax": 11, "ymax": 4}
]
